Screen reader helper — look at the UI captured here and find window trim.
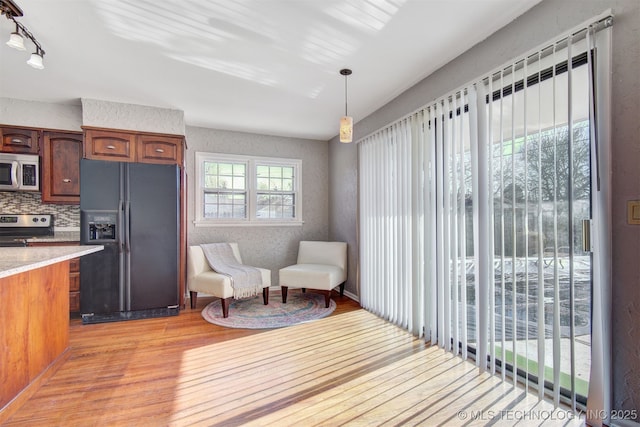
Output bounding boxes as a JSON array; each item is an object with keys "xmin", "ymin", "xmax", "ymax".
[{"xmin": 194, "ymin": 151, "xmax": 303, "ymax": 227}]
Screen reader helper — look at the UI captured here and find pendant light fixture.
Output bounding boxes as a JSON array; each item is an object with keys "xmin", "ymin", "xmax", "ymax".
[
  {"xmin": 339, "ymin": 68, "xmax": 353, "ymax": 143},
  {"xmin": 1, "ymin": 0, "xmax": 46, "ymax": 69}
]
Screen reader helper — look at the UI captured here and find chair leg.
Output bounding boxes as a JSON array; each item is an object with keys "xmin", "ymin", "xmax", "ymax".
[
  {"xmin": 263, "ymin": 287, "xmax": 269, "ymax": 305},
  {"xmin": 281, "ymin": 286, "xmax": 288, "ymax": 303},
  {"xmin": 190, "ymin": 291, "xmax": 198, "ymax": 309},
  {"xmin": 321, "ymin": 290, "xmax": 331, "ymax": 308},
  {"xmin": 339, "ymin": 283, "xmax": 345, "ymax": 297},
  {"xmin": 221, "ymin": 297, "xmax": 231, "ymax": 318}
]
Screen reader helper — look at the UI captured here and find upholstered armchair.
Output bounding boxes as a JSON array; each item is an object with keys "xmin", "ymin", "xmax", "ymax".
[
  {"xmin": 187, "ymin": 243, "xmax": 271, "ymax": 317},
  {"xmin": 279, "ymin": 241, "xmax": 347, "ymax": 308}
]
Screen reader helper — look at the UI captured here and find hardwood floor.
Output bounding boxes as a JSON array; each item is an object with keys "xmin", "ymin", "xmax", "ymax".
[{"xmin": 4, "ymin": 291, "xmax": 584, "ymax": 426}]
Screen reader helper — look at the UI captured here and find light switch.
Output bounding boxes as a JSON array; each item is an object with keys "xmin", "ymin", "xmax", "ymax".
[{"xmin": 628, "ymin": 200, "xmax": 640, "ymax": 225}]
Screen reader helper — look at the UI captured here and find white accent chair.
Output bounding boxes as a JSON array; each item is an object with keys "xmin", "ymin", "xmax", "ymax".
[
  {"xmin": 279, "ymin": 241, "xmax": 347, "ymax": 308},
  {"xmin": 187, "ymin": 243, "xmax": 271, "ymax": 318}
]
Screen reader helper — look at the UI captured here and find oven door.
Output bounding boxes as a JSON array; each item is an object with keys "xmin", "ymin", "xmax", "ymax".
[{"xmin": 0, "ymin": 161, "xmax": 19, "ymax": 190}]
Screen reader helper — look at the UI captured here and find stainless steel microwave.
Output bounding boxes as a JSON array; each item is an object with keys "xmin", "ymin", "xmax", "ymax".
[{"xmin": 0, "ymin": 153, "xmax": 39, "ymax": 191}]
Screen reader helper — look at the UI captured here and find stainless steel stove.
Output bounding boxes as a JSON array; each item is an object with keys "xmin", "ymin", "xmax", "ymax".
[{"xmin": 0, "ymin": 214, "xmax": 54, "ymax": 247}]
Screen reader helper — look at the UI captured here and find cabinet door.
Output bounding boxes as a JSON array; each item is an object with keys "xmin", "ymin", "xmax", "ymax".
[
  {"xmin": 0, "ymin": 127, "xmax": 39, "ymax": 154},
  {"xmin": 84, "ymin": 129, "xmax": 135, "ymax": 162},
  {"xmin": 42, "ymin": 132, "xmax": 82, "ymax": 204},
  {"xmin": 137, "ymin": 134, "xmax": 183, "ymax": 165}
]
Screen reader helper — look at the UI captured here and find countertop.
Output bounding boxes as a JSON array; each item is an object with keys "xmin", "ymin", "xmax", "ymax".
[
  {"xmin": 26, "ymin": 230, "xmax": 80, "ymax": 243},
  {"xmin": 0, "ymin": 245, "xmax": 103, "ymax": 279}
]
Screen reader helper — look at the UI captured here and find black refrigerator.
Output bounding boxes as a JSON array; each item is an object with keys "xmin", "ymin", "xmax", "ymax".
[{"xmin": 80, "ymin": 159, "xmax": 180, "ymax": 324}]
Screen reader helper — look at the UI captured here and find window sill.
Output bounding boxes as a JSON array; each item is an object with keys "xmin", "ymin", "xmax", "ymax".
[{"xmin": 193, "ymin": 220, "xmax": 304, "ymax": 227}]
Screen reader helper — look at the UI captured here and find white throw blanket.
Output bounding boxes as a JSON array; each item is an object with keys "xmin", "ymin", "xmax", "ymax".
[{"xmin": 200, "ymin": 243, "xmax": 263, "ymax": 299}]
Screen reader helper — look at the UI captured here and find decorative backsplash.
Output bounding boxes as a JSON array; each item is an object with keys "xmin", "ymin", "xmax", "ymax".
[{"xmin": 0, "ymin": 192, "xmax": 79, "ymax": 228}]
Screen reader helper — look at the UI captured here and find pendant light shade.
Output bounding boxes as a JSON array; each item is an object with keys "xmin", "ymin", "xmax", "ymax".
[
  {"xmin": 26, "ymin": 49, "xmax": 44, "ymax": 69},
  {"xmin": 339, "ymin": 68, "xmax": 353, "ymax": 143},
  {"xmin": 340, "ymin": 115, "xmax": 353, "ymax": 143},
  {"xmin": 6, "ymin": 30, "xmax": 25, "ymax": 50}
]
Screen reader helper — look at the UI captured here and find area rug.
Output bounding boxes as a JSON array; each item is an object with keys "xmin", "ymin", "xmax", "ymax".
[{"xmin": 201, "ymin": 290, "xmax": 336, "ymax": 329}]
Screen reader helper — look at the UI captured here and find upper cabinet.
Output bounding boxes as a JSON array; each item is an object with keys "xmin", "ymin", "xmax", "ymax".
[
  {"xmin": 83, "ymin": 127, "xmax": 184, "ymax": 166},
  {"xmin": 137, "ymin": 134, "xmax": 183, "ymax": 165},
  {"xmin": 42, "ymin": 131, "xmax": 83, "ymax": 204},
  {"xmin": 84, "ymin": 129, "xmax": 136, "ymax": 162},
  {"xmin": 0, "ymin": 127, "xmax": 40, "ymax": 154}
]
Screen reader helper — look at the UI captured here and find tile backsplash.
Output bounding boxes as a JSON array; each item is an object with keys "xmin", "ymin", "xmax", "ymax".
[{"xmin": 0, "ymin": 191, "xmax": 79, "ymax": 228}]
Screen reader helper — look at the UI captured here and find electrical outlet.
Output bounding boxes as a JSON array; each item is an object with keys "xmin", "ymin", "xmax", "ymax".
[{"xmin": 628, "ymin": 200, "xmax": 640, "ymax": 225}]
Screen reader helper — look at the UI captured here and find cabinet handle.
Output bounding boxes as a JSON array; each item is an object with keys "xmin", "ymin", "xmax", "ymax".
[
  {"xmin": 106, "ymin": 145, "xmax": 116, "ymax": 150},
  {"xmin": 63, "ymin": 178, "xmax": 71, "ymax": 183},
  {"xmin": 12, "ymin": 138, "xmax": 23, "ymax": 143},
  {"xmin": 155, "ymin": 148, "xmax": 165, "ymax": 153}
]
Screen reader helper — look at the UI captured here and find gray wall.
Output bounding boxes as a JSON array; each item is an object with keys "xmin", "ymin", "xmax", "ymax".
[
  {"xmin": 328, "ymin": 0, "xmax": 640, "ymax": 411},
  {"xmin": 0, "ymin": 97, "xmax": 82, "ymax": 131},
  {"xmin": 186, "ymin": 126, "xmax": 329, "ymax": 286}
]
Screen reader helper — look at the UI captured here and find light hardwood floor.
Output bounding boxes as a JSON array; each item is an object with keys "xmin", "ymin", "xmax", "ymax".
[{"xmin": 4, "ymin": 291, "xmax": 584, "ymax": 426}]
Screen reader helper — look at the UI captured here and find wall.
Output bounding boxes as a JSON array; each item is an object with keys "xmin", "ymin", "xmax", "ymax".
[
  {"xmin": 186, "ymin": 126, "xmax": 329, "ymax": 285},
  {"xmin": 328, "ymin": 0, "xmax": 640, "ymax": 412},
  {"xmin": 0, "ymin": 98, "xmax": 82, "ymax": 131},
  {"xmin": 81, "ymin": 98, "xmax": 185, "ymax": 135}
]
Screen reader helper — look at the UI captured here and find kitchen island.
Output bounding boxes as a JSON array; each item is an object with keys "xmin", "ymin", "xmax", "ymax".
[{"xmin": 0, "ymin": 245, "xmax": 103, "ymax": 423}]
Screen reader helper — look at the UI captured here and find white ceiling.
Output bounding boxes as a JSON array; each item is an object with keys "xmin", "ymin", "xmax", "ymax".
[{"xmin": 0, "ymin": 0, "xmax": 542, "ymax": 140}]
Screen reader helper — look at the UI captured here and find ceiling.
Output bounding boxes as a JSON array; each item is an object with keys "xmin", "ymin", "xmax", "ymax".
[{"xmin": 0, "ymin": 0, "xmax": 542, "ymax": 140}]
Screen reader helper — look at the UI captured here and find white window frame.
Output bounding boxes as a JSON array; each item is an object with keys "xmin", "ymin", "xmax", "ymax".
[{"xmin": 194, "ymin": 152, "xmax": 303, "ymax": 227}]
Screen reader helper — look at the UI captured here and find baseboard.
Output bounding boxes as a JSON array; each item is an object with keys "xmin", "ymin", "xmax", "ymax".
[
  {"xmin": 342, "ymin": 289, "xmax": 360, "ymax": 303},
  {"xmin": 187, "ymin": 287, "xmax": 360, "ymax": 303}
]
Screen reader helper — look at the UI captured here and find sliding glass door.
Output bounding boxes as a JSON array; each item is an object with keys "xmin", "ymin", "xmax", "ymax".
[
  {"xmin": 359, "ymin": 16, "xmax": 611, "ymax": 419},
  {"xmin": 480, "ymin": 51, "xmax": 592, "ymax": 405}
]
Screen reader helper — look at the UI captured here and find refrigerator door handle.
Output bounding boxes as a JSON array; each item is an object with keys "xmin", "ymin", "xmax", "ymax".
[
  {"xmin": 124, "ymin": 199, "xmax": 132, "ymax": 311},
  {"xmin": 118, "ymin": 199, "xmax": 125, "ymax": 253},
  {"xmin": 124, "ymin": 200, "xmax": 131, "ymax": 253},
  {"xmin": 118, "ymin": 199, "xmax": 126, "ymax": 311}
]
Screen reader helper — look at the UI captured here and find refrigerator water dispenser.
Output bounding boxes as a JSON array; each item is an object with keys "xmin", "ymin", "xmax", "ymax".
[{"xmin": 81, "ymin": 210, "xmax": 118, "ymax": 243}]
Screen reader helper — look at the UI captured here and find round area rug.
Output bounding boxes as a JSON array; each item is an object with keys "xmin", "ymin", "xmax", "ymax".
[{"xmin": 201, "ymin": 290, "xmax": 336, "ymax": 329}]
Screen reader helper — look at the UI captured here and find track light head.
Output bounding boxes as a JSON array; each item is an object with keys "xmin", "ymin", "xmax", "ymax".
[
  {"xmin": 6, "ymin": 30, "xmax": 24, "ymax": 50},
  {"xmin": 27, "ymin": 49, "xmax": 43, "ymax": 69}
]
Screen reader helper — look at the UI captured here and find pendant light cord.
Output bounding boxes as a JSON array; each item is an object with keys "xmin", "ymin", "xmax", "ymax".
[
  {"xmin": 344, "ymin": 74, "xmax": 348, "ymax": 116},
  {"xmin": 340, "ymin": 68, "xmax": 352, "ymax": 117}
]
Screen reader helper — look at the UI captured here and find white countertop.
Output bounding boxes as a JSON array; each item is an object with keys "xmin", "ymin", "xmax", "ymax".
[
  {"xmin": 0, "ymin": 245, "xmax": 104, "ymax": 279},
  {"xmin": 26, "ymin": 231, "xmax": 81, "ymax": 243}
]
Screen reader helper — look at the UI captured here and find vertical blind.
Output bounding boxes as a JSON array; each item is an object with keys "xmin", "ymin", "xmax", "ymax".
[{"xmin": 358, "ymin": 13, "xmax": 612, "ymax": 425}]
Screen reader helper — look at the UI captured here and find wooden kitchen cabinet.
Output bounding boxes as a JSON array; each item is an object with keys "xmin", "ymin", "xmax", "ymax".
[
  {"xmin": 0, "ymin": 126, "xmax": 40, "ymax": 154},
  {"xmin": 137, "ymin": 134, "xmax": 183, "ymax": 165},
  {"xmin": 27, "ymin": 241, "xmax": 81, "ymax": 314},
  {"xmin": 42, "ymin": 131, "xmax": 83, "ymax": 204},
  {"xmin": 83, "ymin": 127, "xmax": 183, "ymax": 165},
  {"xmin": 84, "ymin": 129, "xmax": 136, "ymax": 162}
]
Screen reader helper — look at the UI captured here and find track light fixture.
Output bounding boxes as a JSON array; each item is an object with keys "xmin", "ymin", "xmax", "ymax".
[
  {"xmin": 1, "ymin": 0, "xmax": 46, "ymax": 69},
  {"xmin": 339, "ymin": 68, "xmax": 353, "ymax": 143}
]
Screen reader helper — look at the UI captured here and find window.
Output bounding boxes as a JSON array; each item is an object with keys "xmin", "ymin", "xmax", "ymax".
[{"xmin": 195, "ymin": 152, "xmax": 302, "ymax": 226}]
